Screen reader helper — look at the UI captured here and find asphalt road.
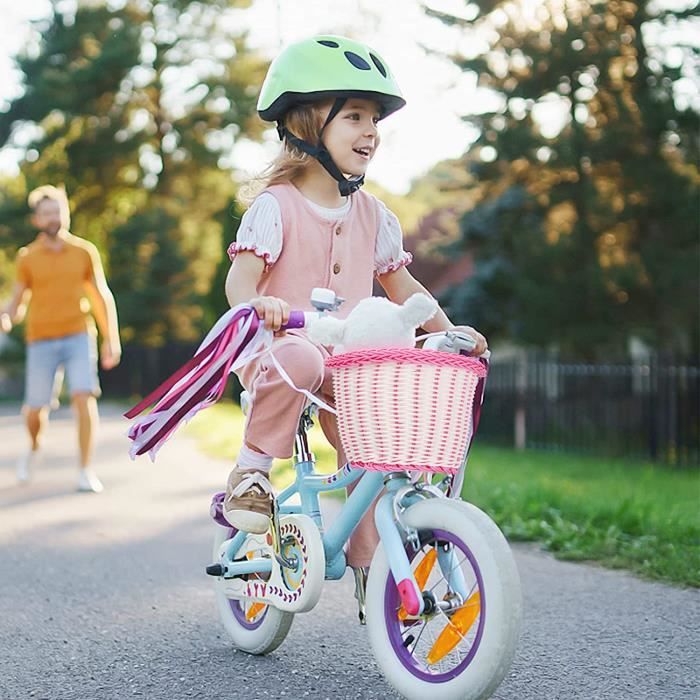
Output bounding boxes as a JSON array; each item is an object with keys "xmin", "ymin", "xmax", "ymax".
[{"xmin": 0, "ymin": 403, "xmax": 698, "ymax": 700}]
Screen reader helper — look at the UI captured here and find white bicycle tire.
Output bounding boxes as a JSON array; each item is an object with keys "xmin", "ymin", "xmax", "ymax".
[
  {"xmin": 212, "ymin": 525, "xmax": 294, "ymax": 655},
  {"xmin": 366, "ymin": 498, "xmax": 522, "ymax": 700}
]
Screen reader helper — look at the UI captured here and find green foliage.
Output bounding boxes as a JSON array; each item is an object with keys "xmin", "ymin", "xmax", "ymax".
[
  {"xmin": 107, "ymin": 209, "xmax": 193, "ymax": 345},
  {"xmin": 203, "ymin": 197, "xmax": 244, "ymax": 329},
  {"xmin": 184, "ymin": 400, "xmax": 340, "ymax": 493},
  {"xmin": 0, "ymin": 0, "xmax": 268, "ymax": 344},
  {"xmin": 464, "ymin": 445, "xmax": 700, "ymax": 587},
  {"xmin": 430, "ymin": 1, "xmax": 700, "ymax": 358}
]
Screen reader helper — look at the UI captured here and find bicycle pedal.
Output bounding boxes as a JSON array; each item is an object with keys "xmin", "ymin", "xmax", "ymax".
[{"xmin": 205, "ymin": 563, "xmax": 224, "ymax": 577}]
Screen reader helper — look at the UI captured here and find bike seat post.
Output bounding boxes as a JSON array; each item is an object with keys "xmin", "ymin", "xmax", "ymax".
[
  {"xmin": 293, "ymin": 409, "xmax": 315, "ymax": 468},
  {"xmin": 291, "ymin": 408, "xmax": 324, "ymax": 528}
]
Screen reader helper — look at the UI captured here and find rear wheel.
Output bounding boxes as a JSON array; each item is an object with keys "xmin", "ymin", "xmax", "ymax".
[
  {"xmin": 212, "ymin": 525, "xmax": 294, "ymax": 654},
  {"xmin": 366, "ymin": 499, "xmax": 521, "ymax": 700}
]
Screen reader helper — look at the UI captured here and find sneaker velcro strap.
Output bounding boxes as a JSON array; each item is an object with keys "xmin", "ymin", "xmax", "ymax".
[{"xmin": 230, "ymin": 472, "xmax": 272, "ymax": 498}]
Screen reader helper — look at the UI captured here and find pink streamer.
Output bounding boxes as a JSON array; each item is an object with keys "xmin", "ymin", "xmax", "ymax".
[{"xmin": 125, "ymin": 306, "xmax": 263, "ymax": 459}]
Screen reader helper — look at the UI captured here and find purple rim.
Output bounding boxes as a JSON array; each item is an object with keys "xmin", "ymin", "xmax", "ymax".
[
  {"xmin": 223, "ymin": 527, "xmax": 268, "ymax": 631},
  {"xmin": 384, "ymin": 529, "xmax": 485, "ymax": 682},
  {"xmin": 230, "ymin": 596, "xmax": 266, "ymax": 630}
]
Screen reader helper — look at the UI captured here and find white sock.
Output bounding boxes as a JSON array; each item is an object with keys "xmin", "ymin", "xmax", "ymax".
[{"xmin": 236, "ymin": 444, "xmax": 273, "ymax": 474}]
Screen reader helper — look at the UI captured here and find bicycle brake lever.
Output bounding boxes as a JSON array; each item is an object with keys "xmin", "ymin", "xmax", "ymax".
[{"xmin": 446, "ymin": 331, "xmax": 477, "ymax": 354}]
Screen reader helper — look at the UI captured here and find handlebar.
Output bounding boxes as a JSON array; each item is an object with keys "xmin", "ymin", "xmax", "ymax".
[
  {"xmin": 251, "ymin": 286, "xmax": 340, "ymax": 330},
  {"xmin": 422, "ymin": 330, "xmax": 477, "ymax": 355},
  {"xmin": 247, "ymin": 309, "xmax": 319, "ymax": 330},
  {"xmin": 250, "ymin": 285, "xmax": 481, "ymax": 357},
  {"xmin": 277, "ymin": 313, "xmax": 482, "ymax": 357},
  {"xmin": 282, "ymin": 310, "xmax": 317, "ymax": 330}
]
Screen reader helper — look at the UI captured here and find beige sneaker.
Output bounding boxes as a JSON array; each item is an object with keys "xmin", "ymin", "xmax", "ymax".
[{"xmin": 223, "ymin": 468, "xmax": 273, "ymax": 534}]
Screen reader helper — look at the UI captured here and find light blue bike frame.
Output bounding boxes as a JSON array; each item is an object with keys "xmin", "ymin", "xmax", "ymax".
[
  {"xmin": 219, "ymin": 412, "xmax": 470, "ymax": 616},
  {"xmin": 221, "ymin": 458, "xmax": 392, "ymax": 580}
]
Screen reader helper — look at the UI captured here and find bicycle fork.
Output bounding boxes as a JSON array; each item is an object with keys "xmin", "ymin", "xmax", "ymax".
[{"xmin": 374, "ymin": 474, "xmax": 470, "ymax": 617}]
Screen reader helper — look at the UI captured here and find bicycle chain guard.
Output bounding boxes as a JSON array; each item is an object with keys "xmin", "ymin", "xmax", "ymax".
[{"xmin": 217, "ymin": 514, "xmax": 325, "ymax": 613}]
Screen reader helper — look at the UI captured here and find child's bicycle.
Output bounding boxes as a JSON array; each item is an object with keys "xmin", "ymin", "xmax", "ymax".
[{"xmin": 206, "ymin": 295, "xmax": 522, "ymax": 700}]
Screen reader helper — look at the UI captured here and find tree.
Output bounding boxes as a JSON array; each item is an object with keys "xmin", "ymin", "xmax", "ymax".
[
  {"xmin": 0, "ymin": 0, "xmax": 266, "ymax": 346},
  {"xmin": 428, "ymin": 0, "xmax": 700, "ymax": 358}
]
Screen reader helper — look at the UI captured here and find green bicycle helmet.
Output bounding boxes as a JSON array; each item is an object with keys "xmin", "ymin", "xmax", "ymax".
[
  {"xmin": 257, "ymin": 35, "xmax": 406, "ymax": 195},
  {"xmin": 258, "ymin": 35, "xmax": 405, "ymax": 121}
]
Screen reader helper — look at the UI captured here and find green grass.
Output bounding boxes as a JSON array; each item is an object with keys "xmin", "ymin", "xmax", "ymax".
[
  {"xmin": 185, "ymin": 401, "xmax": 700, "ymax": 587},
  {"xmin": 464, "ymin": 447, "xmax": 700, "ymax": 587},
  {"xmin": 184, "ymin": 400, "xmax": 340, "ymax": 492}
]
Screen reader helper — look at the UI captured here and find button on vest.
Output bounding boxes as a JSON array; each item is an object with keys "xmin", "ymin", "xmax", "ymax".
[{"xmin": 255, "ymin": 183, "xmax": 379, "ymax": 319}]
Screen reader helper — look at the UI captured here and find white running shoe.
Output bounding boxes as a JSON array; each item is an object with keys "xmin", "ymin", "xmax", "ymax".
[
  {"xmin": 16, "ymin": 449, "xmax": 39, "ymax": 484},
  {"xmin": 77, "ymin": 468, "xmax": 104, "ymax": 493}
]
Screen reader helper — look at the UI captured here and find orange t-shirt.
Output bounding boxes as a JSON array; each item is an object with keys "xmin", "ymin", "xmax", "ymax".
[{"xmin": 16, "ymin": 232, "xmax": 101, "ymax": 343}]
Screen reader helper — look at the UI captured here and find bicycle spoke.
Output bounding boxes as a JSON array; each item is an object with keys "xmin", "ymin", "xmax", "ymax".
[
  {"xmin": 401, "ymin": 618, "xmax": 426, "ymax": 641},
  {"xmin": 436, "ymin": 606, "xmax": 466, "ymax": 642},
  {"xmin": 410, "ymin": 540, "xmax": 480, "ymax": 673},
  {"xmin": 416, "ymin": 620, "xmax": 438, "ymax": 666},
  {"xmin": 428, "ymin": 550, "xmax": 469, "ymax": 595},
  {"xmin": 409, "ymin": 616, "xmax": 430, "ymax": 656},
  {"xmin": 426, "ymin": 591, "xmax": 481, "ymax": 665}
]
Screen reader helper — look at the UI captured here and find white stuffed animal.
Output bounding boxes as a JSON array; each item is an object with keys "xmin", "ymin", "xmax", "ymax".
[{"xmin": 308, "ymin": 293, "xmax": 438, "ymax": 352}]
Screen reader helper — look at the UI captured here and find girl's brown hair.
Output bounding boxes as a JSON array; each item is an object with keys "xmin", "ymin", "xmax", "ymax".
[{"xmin": 240, "ymin": 100, "xmax": 331, "ymax": 205}]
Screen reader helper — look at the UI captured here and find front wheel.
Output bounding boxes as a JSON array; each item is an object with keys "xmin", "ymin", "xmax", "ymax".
[
  {"xmin": 212, "ymin": 525, "xmax": 294, "ymax": 655},
  {"xmin": 366, "ymin": 499, "xmax": 522, "ymax": 700}
]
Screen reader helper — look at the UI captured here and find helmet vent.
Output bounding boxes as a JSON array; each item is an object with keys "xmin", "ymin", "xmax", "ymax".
[
  {"xmin": 369, "ymin": 54, "xmax": 387, "ymax": 78},
  {"xmin": 317, "ymin": 39, "xmax": 339, "ymax": 48},
  {"xmin": 344, "ymin": 51, "xmax": 371, "ymax": 71}
]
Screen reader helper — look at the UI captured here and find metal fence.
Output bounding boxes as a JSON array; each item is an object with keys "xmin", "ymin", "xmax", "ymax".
[
  {"xmin": 477, "ymin": 354, "xmax": 700, "ymax": 466},
  {"xmin": 99, "ymin": 343, "xmax": 198, "ymax": 398},
  {"xmin": 4, "ymin": 342, "xmax": 697, "ymax": 466},
  {"xmin": 98, "ymin": 342, "xmax": 244, "ymax": 402}
]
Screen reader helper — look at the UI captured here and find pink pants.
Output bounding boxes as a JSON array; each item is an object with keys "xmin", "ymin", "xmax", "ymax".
[{"xmin": 237, "ymin": 331, "xmax": 379, "ymax": 567}]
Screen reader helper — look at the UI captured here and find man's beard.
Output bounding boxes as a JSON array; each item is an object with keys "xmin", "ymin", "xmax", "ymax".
[{"xmin": 44, "ymin": 223, "xmax": 61, "ymax": 237}]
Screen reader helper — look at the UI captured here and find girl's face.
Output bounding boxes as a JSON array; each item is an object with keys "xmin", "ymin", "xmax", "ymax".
[{"xmin": 320, "ymin": 98, "xmax": 381, "ymax": 177}]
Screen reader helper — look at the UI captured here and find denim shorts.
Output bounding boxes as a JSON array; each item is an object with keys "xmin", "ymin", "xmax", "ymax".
[{"xmin": 25, "ymin": 332, "xmax": 101, "ymax": 409}]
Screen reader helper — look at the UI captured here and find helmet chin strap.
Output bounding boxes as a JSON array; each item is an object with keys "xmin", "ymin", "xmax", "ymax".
[{"xmin": 276, "ymin": 97, "xmax": 365, "ymax": 196}]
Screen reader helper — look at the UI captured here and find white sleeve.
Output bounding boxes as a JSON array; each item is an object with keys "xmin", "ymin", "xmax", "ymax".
[
  {"xmin": 374, "ymin": 199, "xmax": 413, "ymax": 275},
  {"xmin": 226, "ymin": 192, "xmax": 283, "ymax": 271}
]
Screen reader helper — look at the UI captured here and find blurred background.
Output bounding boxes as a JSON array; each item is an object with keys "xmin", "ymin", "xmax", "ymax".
[{"xmin": 0, "ymin": 0, "xmax": 698, "ymax": 465}]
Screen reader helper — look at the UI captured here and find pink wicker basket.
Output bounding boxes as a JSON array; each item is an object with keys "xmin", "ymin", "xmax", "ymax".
[{"xmin": 325, "ymin": 348, "xmax": 487, "ymax": 474}]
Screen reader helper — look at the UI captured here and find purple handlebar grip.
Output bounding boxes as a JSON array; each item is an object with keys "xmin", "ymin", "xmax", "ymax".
[{"xmin": 283, "ymin": 310, "xmax": 306, "ymax": 329}]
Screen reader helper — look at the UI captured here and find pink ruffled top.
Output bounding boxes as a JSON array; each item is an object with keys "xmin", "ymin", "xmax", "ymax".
[{"xmin": 228, "ymin": 187, "xmax": 412, "ymax": 276}]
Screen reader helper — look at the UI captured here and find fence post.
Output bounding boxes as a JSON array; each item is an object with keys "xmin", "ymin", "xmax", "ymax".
[
  {"xmin": 515, "ymin": 351, "xmax": 527, "ymax": 450},
  {"xmin": 647, "ymin": 355, "xmax": 658, "ymax": 461}
]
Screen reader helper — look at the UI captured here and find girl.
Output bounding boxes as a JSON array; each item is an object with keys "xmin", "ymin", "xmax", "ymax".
[{"xmin": 223, "ymin": 35, "xmax": 487, "ymax": 570}]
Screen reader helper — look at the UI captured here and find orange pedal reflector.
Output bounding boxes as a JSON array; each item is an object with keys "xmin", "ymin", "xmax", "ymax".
[
  {"xmin": 398, "ymin": 549, "xmax": 437, "ymax": 621},
  {"xmin": 426, "ymin": 591, "xmax": 481, "ymax": 665},
  {"xmin": 245, "ymin": 602, "xmax": 266, "ymax": 621}
]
